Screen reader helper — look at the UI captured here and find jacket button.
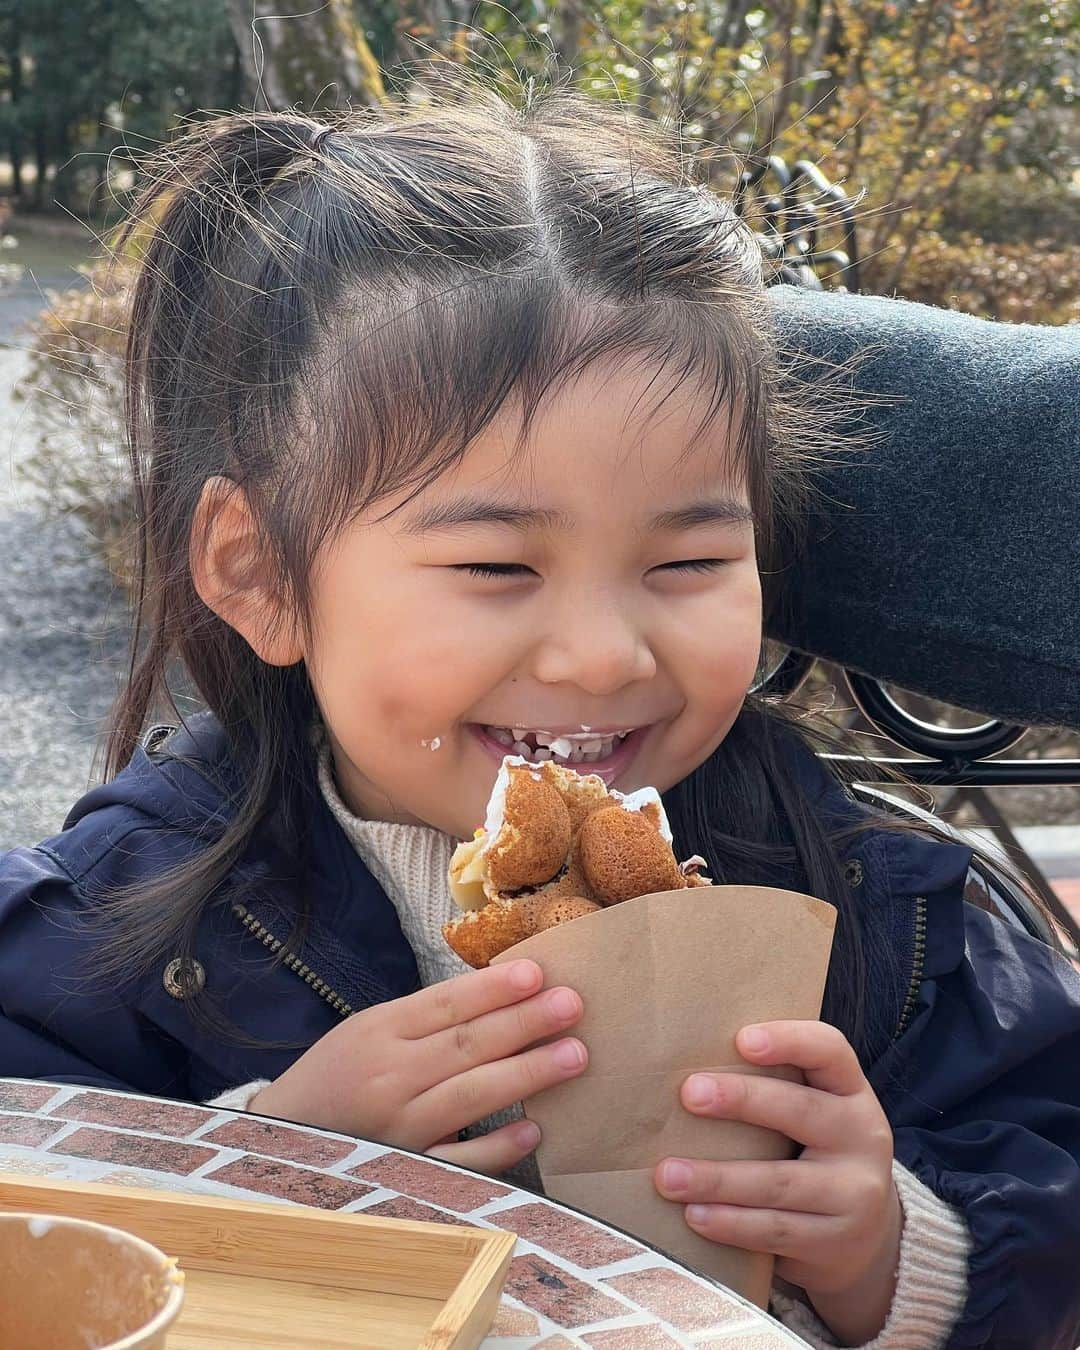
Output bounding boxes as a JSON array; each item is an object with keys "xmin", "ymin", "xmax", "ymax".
[
  {"xmin": 843, "ymin": 860, "xmax": 864, "ymax": 886},
  {"xmin": 163, "ymin": 958, "xmax": 206, "ymax": 1000}
]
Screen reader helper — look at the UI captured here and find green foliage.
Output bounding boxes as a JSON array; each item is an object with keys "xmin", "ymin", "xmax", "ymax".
[{"xmin": 0, "ymin": 0, "xmax": 238, "ymax": 212}]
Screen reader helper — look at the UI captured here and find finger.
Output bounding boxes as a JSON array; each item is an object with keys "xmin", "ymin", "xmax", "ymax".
[
  {"xmin": 735, "ymin": 1021, "xmax": 865, "ymax": 1097},
  {"xmin": 683, "ymin": 1203, "xmax": 837, "ymax": 1259},
  {"xmin": 413, "ymin": 1037, "xmax": 587, "ymax": 1140},
  {"xmin": 426, "ymin": 1119, "xmax": 541, "ymax": 1176},
  {"xmin": 655, "ymin": 1157, "xmax": 849, "ymax": 1216},
  {"xmin": 681, "ymin": 1072, "xmax": 852, "ymax": 1150},
  {"xmin": 401, "ymin": 961, "xmax": 544, "ymax": 1038},
  {"xmin": 419, "ymin": 986, "xmax": 583, "ymax": 1079}
]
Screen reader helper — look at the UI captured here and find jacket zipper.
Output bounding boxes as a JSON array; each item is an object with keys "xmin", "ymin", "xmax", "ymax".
[
  {"xmin": 231, "ymin": 901, "xmax": 354, "ymax": 1019},
  {"xmin": 893, "ymin": 895, "xmax": 928, "ymax": 1041}
]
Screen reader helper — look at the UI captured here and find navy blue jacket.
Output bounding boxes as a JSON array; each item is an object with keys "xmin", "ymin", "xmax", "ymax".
[{"xmin": 2, "ymin": 712, "xmax": 1079, "ymax": 1349}]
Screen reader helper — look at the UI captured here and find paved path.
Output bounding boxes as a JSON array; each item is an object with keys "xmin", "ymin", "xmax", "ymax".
[
  {"xmin": 0, "ymin": 344, "xmax": 127, "ymax": 849},
  {"xmin": 1, "ymin": 266, "xmax": 83, "ymax": 344}
]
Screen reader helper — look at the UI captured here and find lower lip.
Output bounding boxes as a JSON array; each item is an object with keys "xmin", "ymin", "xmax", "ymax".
[{"xmin": 468, "ymin": 725, "xmax": 648, "ymax": 785}]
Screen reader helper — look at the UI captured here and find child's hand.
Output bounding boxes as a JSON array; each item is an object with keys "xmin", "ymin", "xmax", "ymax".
[
  {"xmin": 250, "ymin": 959, "xmax": 585, "ymax": 1176},
  {"xmin": 654, "ymin": 1021, "xmax": 902, "ymax": 1345}
]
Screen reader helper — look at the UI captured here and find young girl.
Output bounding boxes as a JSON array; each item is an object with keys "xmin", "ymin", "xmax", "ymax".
[{"xmin": 1, "ymin": 83, "xmax": 1078, "ymax": 1349}]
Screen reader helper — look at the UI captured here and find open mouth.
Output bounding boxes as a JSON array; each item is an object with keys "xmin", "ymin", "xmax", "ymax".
[{"xmin": 476, "ymin": 725, "xmax": 638, "ymax": 767}]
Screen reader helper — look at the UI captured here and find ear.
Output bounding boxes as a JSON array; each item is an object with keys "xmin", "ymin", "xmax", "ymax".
[{"xmin": 189, "ymin": 476, "xmax": 304, "ymax": 667}]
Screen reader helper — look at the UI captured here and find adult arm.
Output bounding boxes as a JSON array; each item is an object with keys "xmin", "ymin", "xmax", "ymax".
[{"xmin": 766, "ymin": 287, "xmax": 1080, "ymax": 729}]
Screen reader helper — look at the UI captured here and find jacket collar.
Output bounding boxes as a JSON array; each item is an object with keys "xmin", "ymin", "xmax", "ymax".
[{"xmin": 102, "ymin": 712, "xmax": 422, "ymax": 1007}]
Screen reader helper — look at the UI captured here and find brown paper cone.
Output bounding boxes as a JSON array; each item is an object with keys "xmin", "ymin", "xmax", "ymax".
[{"xmin": 493, "ymin": 885, "xmax": 836, "ymax": 1307}]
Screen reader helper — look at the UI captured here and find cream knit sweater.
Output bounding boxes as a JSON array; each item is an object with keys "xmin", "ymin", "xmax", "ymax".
[{"xmin": 212, "ymin": 739, "xmax": 972, "ymax": 1349}]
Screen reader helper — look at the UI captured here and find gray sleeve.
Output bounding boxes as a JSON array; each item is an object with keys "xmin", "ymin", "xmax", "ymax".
[{"xmin": 765, "ymin": 286, "xmax": 1080, "ymax": 729}]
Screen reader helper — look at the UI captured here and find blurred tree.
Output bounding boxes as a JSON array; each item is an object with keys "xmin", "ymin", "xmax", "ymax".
[
  {"xmin": 0, "ymin": 1, "xmax": 24, "ymax": 198},
  {"xmin": 225, "ymin": 0, "xmax": 385, "ymax": 109},
  {"xmin": 0, "ymin": 0, "xmax": 238, "ymax": 212},
  {"xmin": 3, "ymin": 0, "xmax": 1075, "ymax": 309},
  {"xmin": 452, "ymin": 0, "xmax": 1079, "ymax": 298}
]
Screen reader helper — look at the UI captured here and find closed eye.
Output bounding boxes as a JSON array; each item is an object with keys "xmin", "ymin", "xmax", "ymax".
[
  {"xmin": 455, "ymin": 563, "xmax": 535, "ymax": 579},
  {"xmin": 453, "ymin": 559, "xmax": 726, "ymax": 580},
  {"xmin": 654, "ymin": 559, "xmax": 726, "ymax": 575}
]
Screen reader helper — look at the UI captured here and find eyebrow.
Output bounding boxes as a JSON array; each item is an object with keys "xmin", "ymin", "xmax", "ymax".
[
  {"xmin": 400, "ymin": 499, "xmax": 569, "ymax": 535},
  {"xmin": 649, "ymin": 499, "xmax": 756, "ymax": 531},
  {"xmin": 400, "ymin": 494, "xmax": 755, "ymax": 535}
]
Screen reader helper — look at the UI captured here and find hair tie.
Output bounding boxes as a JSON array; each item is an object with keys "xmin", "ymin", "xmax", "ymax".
[{"xmin": 310, "ymin": 126, "xmax": 334, "ymax": 157}]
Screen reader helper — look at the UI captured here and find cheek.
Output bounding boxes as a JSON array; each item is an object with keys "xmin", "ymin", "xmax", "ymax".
[
  {"xmin": 308, "ymin": 572, "xmax": 505, "ymax": 733},
  {"xmin": 688, "ymin": 570, "xmax": 763, "ymax": 706},
  {"xmin": 675, "ymin": 583, "xmax": 761, "ymax": 734}
]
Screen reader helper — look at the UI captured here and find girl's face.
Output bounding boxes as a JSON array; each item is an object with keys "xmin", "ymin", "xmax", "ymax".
[{"xmin": 305, "ymin": 360, "xmax": 763, "ymax": 838}]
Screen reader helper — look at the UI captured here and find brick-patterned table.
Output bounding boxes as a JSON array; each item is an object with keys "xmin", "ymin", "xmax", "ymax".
[{"xmin": 0, "ymin": 1078, "xmax": 809, "ymax": 1348}]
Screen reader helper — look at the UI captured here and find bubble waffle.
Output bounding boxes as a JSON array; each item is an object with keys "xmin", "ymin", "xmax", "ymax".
[{"xmin": 444, "ymin": 756, "xmax": 710, "ymax": 967}]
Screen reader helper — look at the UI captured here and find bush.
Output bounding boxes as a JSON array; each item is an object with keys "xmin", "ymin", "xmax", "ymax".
[
  {"xmin": 942, "ymin": 174, "xmax": 1080, "ymax": 248},
  {"xmin": 14, "ymin": 258, "xmax": 135, "ymax": 585},
  {"xmin": 899, "ymin": 230, "xmax": 1080, "ymax": 325}
]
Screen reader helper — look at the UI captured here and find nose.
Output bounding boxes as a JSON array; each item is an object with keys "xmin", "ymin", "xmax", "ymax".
[{"xmin": 532, "ymin": 591, "xmax": 657, "ymax": 695}]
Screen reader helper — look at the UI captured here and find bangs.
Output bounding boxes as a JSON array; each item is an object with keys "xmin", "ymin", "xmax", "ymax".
[{"xmin": 278, "ymin": 276, "xmax": 770, "ymax": 556}]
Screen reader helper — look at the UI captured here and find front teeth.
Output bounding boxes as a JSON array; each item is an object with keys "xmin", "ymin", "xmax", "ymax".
[{"xmin": 485, "ymin": 726, "xmax": 632, "ymax": 765}]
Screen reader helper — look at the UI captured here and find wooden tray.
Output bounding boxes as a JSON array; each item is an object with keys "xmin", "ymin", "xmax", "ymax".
[{"xmin": 0, "ymin": 1171, "xmax": 515, "ymax": 1350}]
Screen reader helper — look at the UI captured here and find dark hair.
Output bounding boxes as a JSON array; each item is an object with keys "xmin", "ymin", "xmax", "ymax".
[{"xmin": 98, "ymin": 75, "xmax": 873, "ymax": 1048}]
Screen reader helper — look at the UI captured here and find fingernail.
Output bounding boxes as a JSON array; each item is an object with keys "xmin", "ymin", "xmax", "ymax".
[
  {"xmin": 553, "ymin": 1039, "xmax": 585, "ymax": 1071},
  {"xmin": 686, "ymin": 1204, "xmax": 710, "ymax": 1227},
  {"xmin": 660, "ymin": 1160, "xmax": 693, "ymax": 1193},
  {"xmin": 685, "ymin": 1075, "xmax": 715, "ymax": 1108},
  {"xmin": 509, "ymin": 961, "xmax": 540, "ymax": 991},
  {"xmin": 740, "ymin": 1026, "xmax": 769, "ymax": 1054},
  {"xmin": 548, "ymin": 988, "xmax": 580, "ymax": 1020},
  {"xmin": 517, "ymin": 1121, "xmax": 541, "ymax": 1149}
]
